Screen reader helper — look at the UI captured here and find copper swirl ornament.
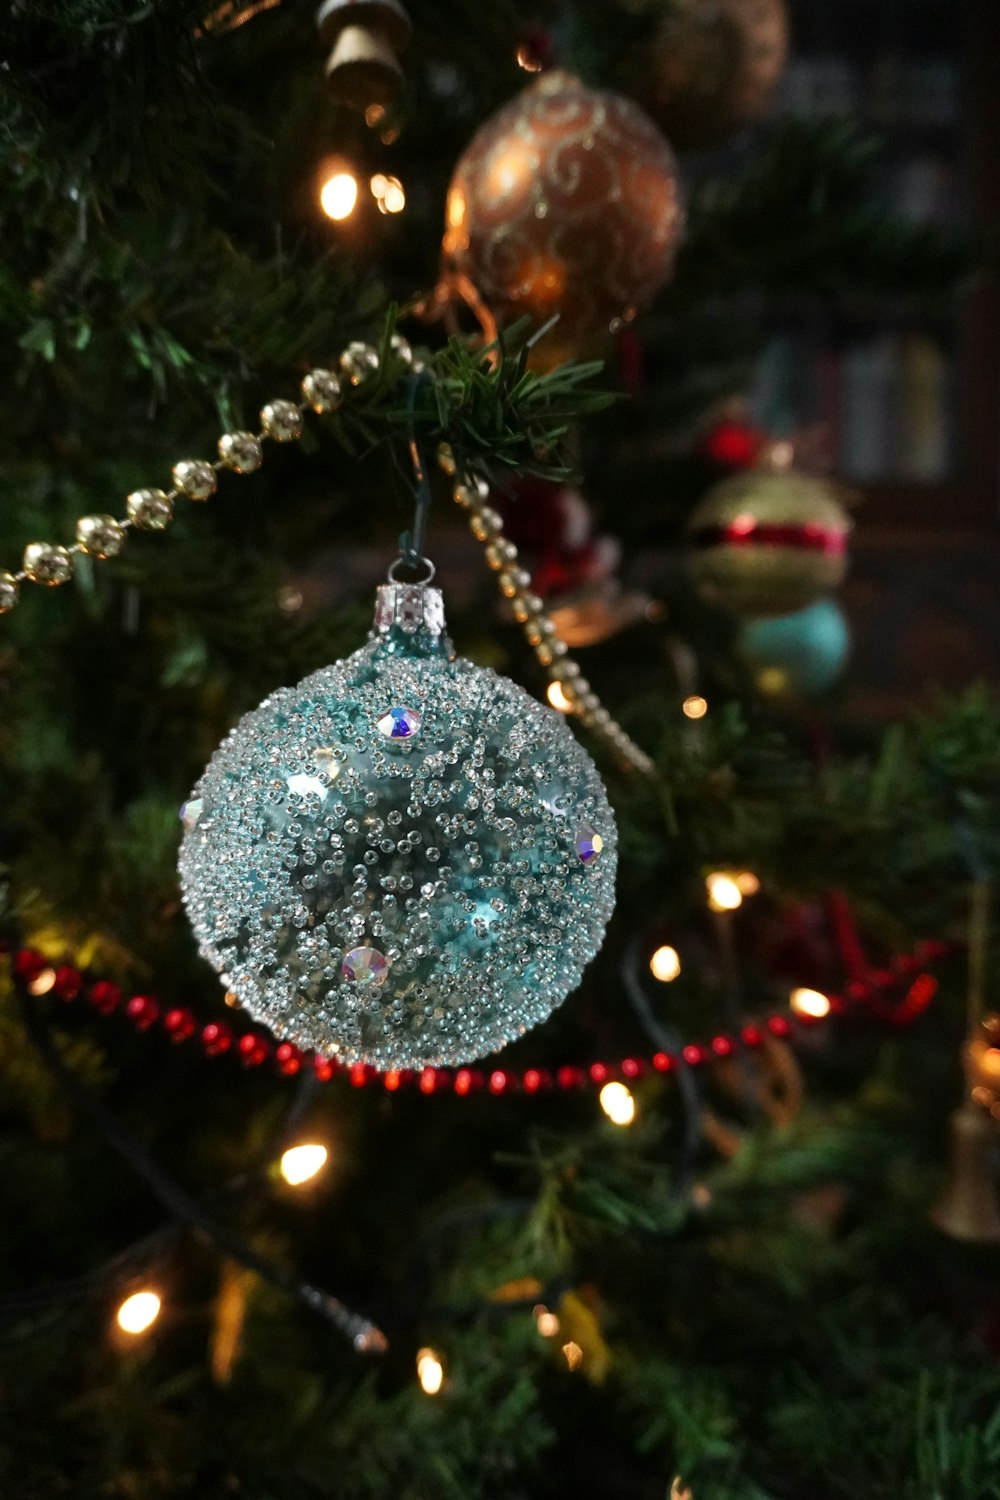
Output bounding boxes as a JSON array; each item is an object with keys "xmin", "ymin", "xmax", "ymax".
[{"xmin": 442, "ymin": 71, "xmax": 684, "ymax": 352}]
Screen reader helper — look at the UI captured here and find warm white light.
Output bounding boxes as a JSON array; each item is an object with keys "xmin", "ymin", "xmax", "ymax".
[
  {"xmin": 535, "ymin": 1308, "xmax": 560, "ymax": 1337},
  {"xmin": 370, "ymin": 173, "xmax": 405, "ymax": 214},
  {"xmin": 599, "ymin": 1081, "xmax": 636, "ymax": 1127},
  {"xmin": 547, "ymin": 681, "xmax": 573, "ymax": 713},
  {"xmin": 682, "ymin": 695, "xmax": 708, "ymax": 720},
  {"xmin": 320, "ymin": 171, "xmax": 359, "ymax": 221},
  {"xmin": 706, "ymin": 873, "xmax": 743, "ymax": 912},
  {"xmin": 735, "ymin": 871, "xmax": 760, "ymax": 896},
  {"xmin": 117, "ymin": 1290, "xmax": 161, "ymax": 1335},
  {"xmin": 382, "ymin": 182, "xmax": 405, "ymax": 214},
  {"xmin": 28, "ymin": 968, "xmax": 57, "ymax": 996},
  {"xmin": 279, "ymin": 1143, "xmax": 329, "ymax": 1186},
  {"xmin": 562, "ymin": 1340, "xmax": 583, "ymax": 1371},
  {"xmin": 417, "ymin": 1347, "xmax": 444, "ymax": 1395},
  {"xmin": 649, "ymin": 945, "xmax": 681, "ymax": 983},
  {"xmin": 790, "ymin": 987, "xmax": 831, "ymax": 1020},
  {"xmin": 278, "ymin": 585, "xmax": 303, "ymax": 614}
]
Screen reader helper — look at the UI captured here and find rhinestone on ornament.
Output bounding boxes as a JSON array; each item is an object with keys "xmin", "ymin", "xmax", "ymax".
[
  {"xmin": 218, "ymin": 431, "xmax": 263, "ymax": 474},
  {"xmin": 76, "ymin": 514, "xmax": 126, "ymax": 560},
  {"xmin": 23, "ymin": 543, "xmax": 73, "ymax": 586},
  {"xmin": 575, "ymin": 823, "xmax": 604, "ymax": 864},
  {"xmin": 0, "ymin": 571, "xmax": 19, "ymax": 613},
  {"xmin": 302, "ymin": 369, "xmax": 343, "ymax": 413},
  {"xmin": 260, "ymin": 400, "xmax": 303, "ymax": 443},
  {"xmin": 376, "ymin": 704, "xmax": 422, "ymax": 740},
  {"xmin": 342, "ymin": 945, "xmax": 390, "ymax": 986},
  {"xmin": 126, "ymin": 488, "xmax": 173, "ymax": 531},
  {"xmin": 179, "ymin": 798, "xmax": 203, "ymax": 831},
  {"xmin": 339, "ymin": 341, "xmax": 379, "ymax": 387},
  {"xmin": 172, "ymin": 458, "xmax": 217, "ymax": 501}
]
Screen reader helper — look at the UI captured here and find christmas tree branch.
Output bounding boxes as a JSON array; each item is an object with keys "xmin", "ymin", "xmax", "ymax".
[{"xmin": 16, "ymin": 986, "xmax": 387, "ymax": 1353}]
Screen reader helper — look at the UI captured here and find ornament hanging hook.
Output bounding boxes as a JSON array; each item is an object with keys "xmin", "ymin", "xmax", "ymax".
[{"xmin": 395, "ymin": 370, "xmax": 435, "ymax": 579}]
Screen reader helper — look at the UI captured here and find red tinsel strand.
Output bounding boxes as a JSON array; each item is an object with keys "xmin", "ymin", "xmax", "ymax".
[{"xmin": 2, "ymin": 938, "xmax": 945, "ymax": 1097}]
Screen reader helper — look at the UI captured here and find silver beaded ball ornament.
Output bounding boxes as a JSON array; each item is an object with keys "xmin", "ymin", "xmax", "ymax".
[{"xmin": 179, "ymin": 578, "xmax": 617, "ymax": 1070}]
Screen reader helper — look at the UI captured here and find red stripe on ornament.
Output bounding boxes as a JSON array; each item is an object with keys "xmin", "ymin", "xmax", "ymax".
[{"xmin": 691, "ymin": 520, "xmax": 847, "ymax": 555}]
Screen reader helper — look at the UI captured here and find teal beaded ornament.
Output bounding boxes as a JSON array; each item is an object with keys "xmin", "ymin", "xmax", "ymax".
[{"xmin": 179, "ymin": 567, "xmax": 617, "ymax": 1070}]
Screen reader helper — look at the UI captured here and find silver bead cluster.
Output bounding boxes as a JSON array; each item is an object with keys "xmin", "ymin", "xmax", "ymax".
[
  {"xmin": 1, "ymin": 336, "xmax": 412, "ymax": 611},
  {"xmin": 438, "ymin": 443, "xmax": 654, "ymax": 778}
]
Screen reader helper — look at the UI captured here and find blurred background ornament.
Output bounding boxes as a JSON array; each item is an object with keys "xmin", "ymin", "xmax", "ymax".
[
  {"xmin": 933, "ymin": 881, "xmax": 1000, "ymax": 1243},
  {"xmin": 547, "ymin": 582, "xmax": 652, "ymax": 650},
  {"xmin": 697, "ymin": 414, "xmax": 768, "ymax": 471},
  {"xmin": 687, "ymin": 466, "xmax": 851, "ymax": 617},
  {"xmin": 631, "ymin": 0, "xmax": 789, "ymax": 151},
  {"xmin": 316, "ymin": 0, "xmax": 412, "ymax": 111},
  {"xmin": 441, "ymin": 70, "xmax": 684, "ymax": 358},
  {"xmin": 738, "ymin": 598, "xmax": 850, "ymax": 699},
  {"xmin": 493, "ymin": 476, "xmax": 648, "ymax": 645},
  {"xmin": 180, "ymin": 578, "xmax": 618, "ymax": 1071}
]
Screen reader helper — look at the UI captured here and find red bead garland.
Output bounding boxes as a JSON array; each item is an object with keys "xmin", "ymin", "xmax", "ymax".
[{"xmin": 0, "ymin": 936, "xmax": 946, "ymax": 1099}]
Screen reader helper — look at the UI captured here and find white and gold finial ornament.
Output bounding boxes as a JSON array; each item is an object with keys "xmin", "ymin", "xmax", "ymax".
[
  {"xmin": 316, "ymin": 0, "xmax": 412, "ymax": 111},
  {"xmin": 180, "ymin": 569, "xmax": 617, "ymax": 1071}
]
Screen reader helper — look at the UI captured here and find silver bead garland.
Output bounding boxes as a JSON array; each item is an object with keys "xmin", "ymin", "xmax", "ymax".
[
  {"xmin": 439, "ymin": 442, "xmax": 655, "ymax": 778},
  {"xmin": 0, "ymin": 338, "xmax": 419, "ymax": 601},
  {"xmin": 1, "ymin": 338, "xmax": 651, "ymax": 779}
]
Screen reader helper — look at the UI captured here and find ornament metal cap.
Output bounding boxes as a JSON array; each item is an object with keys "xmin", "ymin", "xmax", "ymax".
[{"xmin": 373, "ymin": 575, "xmax": 446, "ymax": 639}]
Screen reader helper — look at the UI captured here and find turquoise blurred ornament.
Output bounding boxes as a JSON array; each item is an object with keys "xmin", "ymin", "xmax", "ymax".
[
  {"xmin": 738, "ymin": 598, "xmax": 850, "ymax": 698},
  {"xmin": 179, "ymin": 578, "xmax": 617, "ymax": 1070}
]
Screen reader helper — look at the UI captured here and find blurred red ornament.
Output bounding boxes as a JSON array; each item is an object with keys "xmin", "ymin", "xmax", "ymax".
[
  {"xmin": 534, "ymin": 539, "xmax": 620, "ymax": 600},
  {"xmin": 699, "ymin": 418, "xmax": 766, "ymax": 470},
  {"xmin": 495, "ymin": 478, "xmax": 590, "ymax": 554},
  {"xmin": 442, "ymin": 70, "xmax": 684, "ymax": 355}
]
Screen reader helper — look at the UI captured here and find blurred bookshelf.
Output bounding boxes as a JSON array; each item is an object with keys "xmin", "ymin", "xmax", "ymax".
[{"xmin": 752, "ymin": 0, "xmax": 999, "ymax": 529}]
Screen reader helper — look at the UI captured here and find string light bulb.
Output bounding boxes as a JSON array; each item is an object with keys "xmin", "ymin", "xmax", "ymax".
[
  {"xmin": 599, "ymin": 1080, "xmax": 636, "ymax": 1126},
  {"xmin": 279, "ymin": 1142, "xmax": 329, "ymax": 1186},
  {"xmin": 650, "ymin": 945, "xmax": 681, "ymax": 983},
  {"xmin": 117, "ymin": 1289, "xmax": 161, "ymax": 1335},
  {"xmin": 735, "ymin": 871, "xmax": 760, "ymax": 896},
  {"xmin": 370, "ymin": 173, "xmax": 406, "ymax": 215},
  {"xmin": 320, "ymin": 171, "xmax": 359, "ymax": 221},
  {"xmin": 535, "ymin": 1307, "xmax": 560, "ymax": 1337},
  {"xmin": 416, "ymin": 1347, "xmax": 445, "ymax": 1395},
  {"xmin": 546, "ymin": 680, "xmax": 573, "ymax": 713},
  {"xmin": 27, "ymin": 968, "xmax": 57, "ymax": 996},
  {"xmin": 706, "ymin": 872, "xmax": 743, "ymax": 912},
  {"xmin": 682, "ymin": 695, "xmax": 708, "ymax": 720},
  {"xmin": 790, "ymin": 987, "xmax": 831, "ymax": 1020}
]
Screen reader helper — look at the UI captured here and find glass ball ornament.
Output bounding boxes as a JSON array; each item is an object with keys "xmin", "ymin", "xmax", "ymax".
[
  {"xmin": 738, "ymin": 598, "xmax": 850, "ymax": 698},
  {"xmin": 179, "ymin": 578, "xmax": 617, "ymax": 1070},
  {"xmin": 687, "ymin": 467, "xmax": 851, "ymax": 618},
  {"xmin": 442, "ymin": 70, "xmax": 684, "ymax": 359}
]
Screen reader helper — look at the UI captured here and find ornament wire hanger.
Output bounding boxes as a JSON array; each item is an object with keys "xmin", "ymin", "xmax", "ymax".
[{"xmin": 395, "ymin": 370, "xmax": 436, "ymax": 580}]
